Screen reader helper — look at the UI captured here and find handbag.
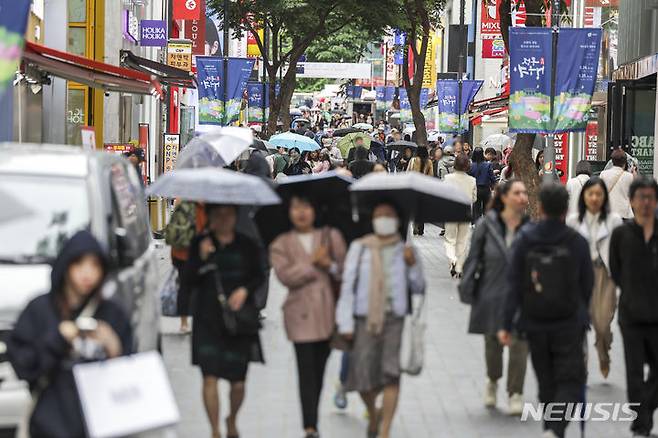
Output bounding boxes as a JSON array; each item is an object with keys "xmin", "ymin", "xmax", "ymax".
[
  {"xmin": 458, "ymin": 224, "xmax": 488, "ymax": 304},
  {"xmin": 208, "ymin": 264, "xmax": 261, "ymax": 336},
  {"xmin": 73, "ymin": 351, "xmax": 179, "ymax": 438},
  {"xmin": 400, "ymin": 294, "xmax": 426, "ymax": 376},
  {"xmin": 160, "ymin": 269, "xmax": 179, "ymax": 317}
]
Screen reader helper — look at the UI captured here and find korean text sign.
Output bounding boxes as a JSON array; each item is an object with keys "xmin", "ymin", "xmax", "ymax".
[{"xmin": 436, "ymin": 80, "xmax": 483, "ymax": 133}]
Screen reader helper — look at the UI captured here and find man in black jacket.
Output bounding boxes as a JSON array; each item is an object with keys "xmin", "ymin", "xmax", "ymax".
[
  {"xmin": 610, "ymin": 176, "xmax": 658, "ymax": 437},
  {"xmin": 498, "ymin": 183, "xmax": 593, "ymax": 438}
]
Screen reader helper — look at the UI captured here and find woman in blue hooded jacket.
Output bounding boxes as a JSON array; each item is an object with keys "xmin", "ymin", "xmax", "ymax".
[{"xmin": 8, "ymin": 230, "xmax": 132, "ymax": 438}]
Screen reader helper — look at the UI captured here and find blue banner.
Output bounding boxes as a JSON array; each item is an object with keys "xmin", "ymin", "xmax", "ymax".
[
  {"xmin": 197, "ymin": 57, "xmax": 255, "ymax": 126},
  {"xmin": 247, "ymin": 82, "xmax": 265, "ymax": 123},
  {"xmin": 375, "ymin": 86, "xmax": 395, "ymax": 111},
  {"xmin": 398, "ymin": 88, "xmax": 430, "ymax": 125},
  {"xmin": 0, "ymin": 0, "xmax": 31, "ymax": 90},
  {"xmin": 346, "ymin": 85, "xmax": 363, "ymax": 99},
  {"xmin": 394, "ymin": 30, "xmax": 405, "ymax": 65},
  {"xmin": 436, "ymin": 80, "xmax": 483, "ymax": 133},
  {"xmin": 509, "ymin": 27, "xmax": 601, "ymax": 133}
]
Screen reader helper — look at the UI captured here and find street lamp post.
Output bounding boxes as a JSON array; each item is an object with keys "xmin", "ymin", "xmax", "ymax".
[
  {"xmin": 223, "ymin": 0, "xmax": 229, "ymax": 125},
  {"xmin": 543, "ymin": 0, "xmax": 561, "ymax": 182},
  {"xmin": 457, "ymin": 0, "xmax": 466, "ymax": 137}
]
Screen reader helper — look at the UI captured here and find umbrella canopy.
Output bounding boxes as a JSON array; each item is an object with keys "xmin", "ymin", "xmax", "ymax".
[
  {"xmin": 482, "ymin": 133, "xmax": 512, "ymax": 151},
  {"xmin": 350, "ymin": 172, "xmax": 471, "ymax": 224},
  {"xmin": 298, "ymin": 105, "xmax": 310, "ymax": 112},
  {"xmin": 146, "ymin": 168, "xmax": 280, "ymax": 206},
  {"xmin": 337, "ymin": 132, "xmax": 371, "ymax": 157},
  {"xmin": 254, "ymin": 171, "xmax": 364, "ymax": 246},
  {"xmin": 386, "ymin": 140, "xmax": 418, "ymax": 153},
  {"xmin": 176, "ymin": 127, "xmax": 253, "ymax": 169},
  {"xmin": 252, "ymin": 138, "xmax": 275, "ymax": 153},
  {"xmin": 427, "ymin": 130, "xmax": 443, "ymax": 142},
  {"xmin": 333, "ymin": 127, "xmax": 362, "ymax": 137},
  {"xmin": 290, "ymin": 108, "xmax": 303, "ymax": 116},
  {"xmin": 353, "ymin": 123, "xmax": 373, "ymax": 131},
  {"xmin": 269, "ymin": 132, "xmax": 320, "ymax": 152},
  {"xmin": 293, "ymin": 118, "xmax": 310, "ymax": 124}
]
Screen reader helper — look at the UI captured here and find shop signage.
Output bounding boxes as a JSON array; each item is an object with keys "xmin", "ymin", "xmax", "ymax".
[
  {"xmin": 167, "ymin": 40, "xmax": 193, "ymax": 71},
  {"xmin": 509, "ymin": 28, "xmax": 602, "ymax": 133},
  {"xmin": 421, "ymin": 35, "xmax": 438, "ymax": 90},
  {"xmin": 584, "ymin": 7, "xmax": 602, "ymax": 28},
  {"xmin": 184, "ymin": 0, "xmax": 206, "ymax": 56},
  {"xmin": 173, "ymin": 0, "xmax": 201, "ymax": 20},
  {"xmin": 630, "ymin": 135, "xmax": 655, "ymax": 176},
  {"xmin": 436, "ymin": 80, "xmax": 483, "ymax": 133},
  {"xmin": 163, "ymin": 134, "xmax": 180, "ymax": 173},
  {"xmin": 481, "ymin": 0, "xmax": 505, "ymax": 59},
  {"xmin": 585, "ymin": 121, "xmax": 599, "ymax": 161},
  {"xmin": 140, "ymin": 20, "xmax": 167, "ymax": 47},
  {"xmin": 294, "ymin": 62, "xmax": 371, "ymax": 79},
  {"xmin": 553, "ymin": 133, "xmax": 569, "ymax": 184},
  {"xmin": 123, "ymin": 10, "xmax": 139, "ymax": 44}
]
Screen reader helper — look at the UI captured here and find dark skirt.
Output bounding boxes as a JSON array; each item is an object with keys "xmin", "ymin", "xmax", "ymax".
[{"xmin": 172, "ymin": 257, "xmax": 192, "ymax": 316}]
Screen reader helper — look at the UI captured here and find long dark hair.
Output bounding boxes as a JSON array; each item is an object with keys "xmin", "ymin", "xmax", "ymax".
[
  {"xmin": 578, "ymin": 176, "xmax": 609, "ymax": 223},
  {"xmin": 471, "ymin": 147, "xmax": 485, "ymax": 163},
  {"xmin": 488, "ymin": 178, "xmax": 522, "ymax": 213},
  {"xmin": 415, "ymin": 146, "xmax": 431, "ymax": 172}
]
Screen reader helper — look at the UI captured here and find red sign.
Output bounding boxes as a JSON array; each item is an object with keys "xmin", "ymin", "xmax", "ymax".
[
  {"xmin": 553, "ymin": 133, "xmax": 569, "ymax": 184},
  {"xmin": 512, "ymin": 0, "xmax": 526, "ymax": 27},
  {"xmin": 585, "ymin": 121, "xmax": 599, "ymax": 161},
  {"xmin": 173, "ymin": 0, "xmax": 201, "ymax": 20},
  {"xmin": 184, "ymin": 0, "xmax": 205, "ymax": 55},
  {"xmin": 481, "ymin": 0, "xmax": 504, "ymax": 58}
]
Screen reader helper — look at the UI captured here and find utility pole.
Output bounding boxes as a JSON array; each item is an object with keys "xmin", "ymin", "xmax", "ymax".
[
  {"xmin": 457, "ymin": 0, "xmax": 466, "ymax": 137},
  {"xmin": 223, "ymin": 0, "xmax": 230, "ymax": 125},
  {"xmin": 262, "ymin": 22, "xmax": 268, "ymax": 128},
  {"xmin": 543, "ymin": 0, "xmax": 561, "ymax": 182}
]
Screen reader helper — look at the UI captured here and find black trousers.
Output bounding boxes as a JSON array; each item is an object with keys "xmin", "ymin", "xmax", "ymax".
[
  {"xmin": 294, "ymin": 340, "xmax": 331, "ymax": 430},
  {"xmin": 473, "ymin": 186, "xmax": 491, "ymax": 221},
  {"xmin": 172, "ymin": 257, "xmax": 192, "ymax": 316},
  {"xmin": 619, "ymin": 323, "xmax": 658, "ymax": 435},
  {"xmin": 526, "ymin": 327, "xmax": 586, "ymax": 438}
]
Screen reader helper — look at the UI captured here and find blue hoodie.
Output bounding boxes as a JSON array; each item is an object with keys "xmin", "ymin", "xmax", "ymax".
[{"xmin": 8, "ymin": 230, "xmax": 133, "ymax": 438}]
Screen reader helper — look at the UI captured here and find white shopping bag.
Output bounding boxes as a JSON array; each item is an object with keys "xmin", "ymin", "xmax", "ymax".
[
  {"xmin": 400, "ymin": 294, "xmax": 426, "ymax": 376},
  {"xmin": 73, "ymin": 351, "xmax": 180, "ymax": 438}
]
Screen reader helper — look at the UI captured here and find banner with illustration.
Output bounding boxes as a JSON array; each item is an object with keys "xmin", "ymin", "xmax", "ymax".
[
  {"xmin": 375, "ymin": 86, "xmax": 395, "ymax": 112},
  {"xmin": 398, "ymin": 88, "xmax": 430, "ymax": 126},
  {"xmin": 436, "ymin": 80, "xmax": 483, "ymax": 133},
  {"xmin": 0, "ymin": 0, "xmax": 31, "ymax": 91},
  {"xmin": 509, "ymin": 27, "xmax": 601, "ymax": 133},
  {"xmin": 346, "ymin": 85, "xmax": 363, "ymax": 100},
  {"xmin": 197, "ymin": 57, "xmax": 255, "ymax": 125},
  {"xmin": 246, "ymin": 82, "xmax": 280, "ymax": 124}
]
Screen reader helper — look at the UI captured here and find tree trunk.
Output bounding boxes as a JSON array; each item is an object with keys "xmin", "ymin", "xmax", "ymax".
[
  {"xmin": 408, "ymin": 88, "xmax": 428, "ymax": 145},
  {"xmin": 499, "ymin": 0, "xmax": 545, "ymax": 217},
  {"xmin": 402, "ymin": 36, "xmax": 429, "ymax": 147}
]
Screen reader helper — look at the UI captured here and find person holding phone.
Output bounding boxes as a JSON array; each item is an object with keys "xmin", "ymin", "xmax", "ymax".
[{"xmin": 8, "ymin": 231, "xmax": 133, "ymax": 438}]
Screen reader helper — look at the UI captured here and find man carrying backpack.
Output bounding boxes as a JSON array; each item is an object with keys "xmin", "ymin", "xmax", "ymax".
[{"xmin": 498, "ymin": 183, "xmax": 593, "ymax": 438}]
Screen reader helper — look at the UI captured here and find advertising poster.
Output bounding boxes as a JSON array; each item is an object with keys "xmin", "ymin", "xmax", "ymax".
[
  {"xmin": 375, "ymin": 86, "xmax": 395, "ymax": 112},
  {"xmin": 480, "ymin": 0, "xmax": 506, "ymax": 58},
  {"xmin": 167, "ymin": 40, "xmax": 193, "ymax": 71},
  {"xmin": 163, "ymin": 134, "xmax": 180, "ymax": 173},
  {"xmin": 197, "ymin": 57, "xmax": 255, "ymax": 125},
  {"xmin": 509, "ymin": 27, "xmax": 601, "ymax": 133},
  {"xmin": 553, "ymin": 133, "xmax": 569, "ymax": 184},
  {"xmin": 247, "ymin": 82, "xmax": 265, "ymax": 123},
  {"xmin": 184, "ymin": 0, "xmax": 206, "ymax": 56},
  {"xmin": 585, "ymin": 121, "xmax": 599, "ymax": 161},
  {"xmin": 436, "ymin": 80, "xmax": 483, "ymax": 133},
  {"xmin": 421, "ymin": 35, "xmax": 437, "ymax": 89}
]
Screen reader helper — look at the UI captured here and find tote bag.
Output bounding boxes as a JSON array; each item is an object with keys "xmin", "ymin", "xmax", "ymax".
[
  {"xmin": 73, "ymin": 351, "xmax": 180, "ymax": 438},
  {"xmin": 400, "ymin": 294, "xmax": 426, "ymax": 376}
]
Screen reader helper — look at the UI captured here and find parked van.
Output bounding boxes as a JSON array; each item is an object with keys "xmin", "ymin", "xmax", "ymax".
[{"xmin": 0, "ymin": 144, "xmax": 161, "ymax": 436}]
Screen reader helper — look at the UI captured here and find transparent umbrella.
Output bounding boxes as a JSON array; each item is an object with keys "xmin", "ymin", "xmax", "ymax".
[{"xmin": 176, "ymin": 127, "xmax": 253, "ymax": 169}]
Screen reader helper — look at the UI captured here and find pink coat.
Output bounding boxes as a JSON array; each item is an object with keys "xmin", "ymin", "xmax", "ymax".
[{"xmin": 270, "ymin": 228, "xmax": 347, "ymax": 343}]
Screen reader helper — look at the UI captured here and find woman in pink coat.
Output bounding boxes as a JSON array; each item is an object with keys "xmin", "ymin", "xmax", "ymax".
[{"xmin": 270, "ymin": 195, "xmax": 347, "ymax": 438}]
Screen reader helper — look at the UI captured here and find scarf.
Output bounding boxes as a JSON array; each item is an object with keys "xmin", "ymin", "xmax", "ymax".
[{"xmin": 361, "ymin": 233, "xmax": 401, "ymax": 335}]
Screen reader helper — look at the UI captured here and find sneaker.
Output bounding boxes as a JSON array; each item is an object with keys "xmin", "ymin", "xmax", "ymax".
[
  {"xmin": 484, "ymin": 380, "xmax": 497, "ymax": 408},
  {"xmin": 334, "ymin": 383, "xmax": 348, "ymax": 409},
  {"xmin": 508, "ymin": 393, "xmax": 523, "ymax": 416}
]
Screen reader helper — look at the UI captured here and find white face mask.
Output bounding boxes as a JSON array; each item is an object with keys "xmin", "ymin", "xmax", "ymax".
[{"xmin": 372, "ymin": 216, "xmax": 399, "ymax": 236}]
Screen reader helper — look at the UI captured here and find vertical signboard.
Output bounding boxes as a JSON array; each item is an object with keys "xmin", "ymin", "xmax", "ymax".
[
  {"xmin": 481, "ymin": 0, "xmax": 506, "ymax": 58},
  {"xmin": 184, "ymin": 0, "xmax": 206, "ymax": 55},
  {"xmin": 553, "ymin": 133, "xmax": 569, "ymax": 184},
  {"xmin": 163, "ymin": 134, "xmax": 180, "ymax": 173},
  {"xmin": 167, "ymin": 40, "xmax": 193, "ymax": 71}
]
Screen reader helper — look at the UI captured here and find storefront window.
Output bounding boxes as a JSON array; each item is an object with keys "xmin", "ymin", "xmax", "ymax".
[
  {"xmin": 67, "ymin": 27, "xmax": 86, "ymax": 57},
  {"xmin": 67, "ymin": 88, "xmax": 86, "ymax": 145},
  {"xmin": 68, "ymin": 0, "xmax": 86, "ymax": 22},
  {"xmin": 623, "ymin": 78, "xmax": 656, "ymax": 176}
]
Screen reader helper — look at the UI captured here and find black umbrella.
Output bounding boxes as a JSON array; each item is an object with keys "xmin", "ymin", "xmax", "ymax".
[
  {"xmin": 254, "ymin": 171, "xmax": 366, "ymax": 246},
  {"xmin": 386, "ymin": 140, "xmax": 418, "ymax": 153},
  {"xmin": 349, "ymin": 172, "xmax": 471, "ymax": 224},
  {"xmin": 333, "ymin": 127, "xmax": 362, "ymax": 137},
  {"xmin": 252, "ymin": 138, "xmax": 275, "ymax": 153}
]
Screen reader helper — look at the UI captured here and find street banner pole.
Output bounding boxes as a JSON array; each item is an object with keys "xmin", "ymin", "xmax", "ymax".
[
  {"xmin": 543, "ymin": 0, "xmax": 561, "ymax": 182},
  {"xmin": 457, "ymin": 0, "xmax": 465, "ymax": 137},
  {"xmin": 262, "ymin": 22, "xmax": 268, "ymax": 128},
  {"xmin": 223, "ymin": 0, "xmax": 229, "ymax": 125}
]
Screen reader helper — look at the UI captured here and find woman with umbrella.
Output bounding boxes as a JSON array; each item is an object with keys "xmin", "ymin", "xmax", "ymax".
[
  {"xmin": 395, "ymin": 147, "xmax": 414, "ymax": 173},
  {"xmin": 270, "ymin": 195, "xmax": 347, "ymax": 438},
  {"xmin": 285, "ymin": 147, "xmax": 312, "ymax": 176},
  {"xmin": 187, "ymin": 204, "xmax": 267, "ymax": 438},
  {"xmin": 336, "ymin": 201, "xmax": 425, "ymax": 438}
]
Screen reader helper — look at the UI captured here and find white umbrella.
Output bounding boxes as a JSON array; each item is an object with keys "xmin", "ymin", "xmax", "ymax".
[
  {"xmin": 177, "ymin": 127, "xmax": 253, "ymax": 169},
  {"xmin": 353, "ymin": 123, "xmax": 373, "ymax": 131},
  {"xmin": 482, "ymin": 133, "xmax": 513, "ymax": 151},
  {"xmin": 146, "ymin": 168, "xmax": 280, "ymax": 205}
]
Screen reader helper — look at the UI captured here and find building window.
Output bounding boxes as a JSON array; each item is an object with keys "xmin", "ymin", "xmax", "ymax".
[{"xmin": 67, "ymin": 88, "xmax": 86, "ymax": 145}]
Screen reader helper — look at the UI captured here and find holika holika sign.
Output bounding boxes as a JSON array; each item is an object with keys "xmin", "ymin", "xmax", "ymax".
[{"xmin": 509, "ymin": 27, "xmax": 602, "ymax": 134}]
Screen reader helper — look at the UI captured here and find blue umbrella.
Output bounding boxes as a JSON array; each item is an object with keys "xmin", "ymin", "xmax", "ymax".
[{"xmin": 269, "ymin": 131, "xmax": 320, "ymax": 152}]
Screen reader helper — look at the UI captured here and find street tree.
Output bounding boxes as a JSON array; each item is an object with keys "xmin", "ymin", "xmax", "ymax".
[
  {"xmin": 496, "ymin": 0, "xmax": 569, "ymax": 216},
  {"xmin": 213, "ymin": 0, "xmax": 389, "ymax": 137}
]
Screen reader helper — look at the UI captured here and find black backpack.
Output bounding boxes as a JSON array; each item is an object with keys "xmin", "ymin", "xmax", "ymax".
[{"xmin": 521, "ymin": 229, "xmax": 580, "ymax": 321}]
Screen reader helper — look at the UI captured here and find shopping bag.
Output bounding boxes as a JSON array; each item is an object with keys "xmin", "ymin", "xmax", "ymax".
[
  {"xmin": 160, "ymin": 269, "xmax": 179, "ymax": 317},
  {"xmin": 73, "ymin": 351, "xmax": 180, "ymax": 438},
  {"xmin": 400, "ymin": 294, "xmax": 426, "ymax": 376}
]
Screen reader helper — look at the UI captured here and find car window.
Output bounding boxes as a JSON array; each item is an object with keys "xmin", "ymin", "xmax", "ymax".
[
  {"xmin": 0, "ymin": 175, "xmax": 90, "ymax": 263},
  {"xmin": 110, "ymin": 163, "xmax": 149, "ymax": 258}
]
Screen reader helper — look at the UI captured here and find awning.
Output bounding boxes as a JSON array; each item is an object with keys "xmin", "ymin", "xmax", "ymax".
[
  {"xmin": 119, "ymin": 50, "xmax": 196, "ymax": 89},
  {"xmin": 613, "ymin": 52, "xmax": 658, "ymax": 81},
  {"xmin": 22, "ymin": 42, "xmax": 164, "ymax": 98}
]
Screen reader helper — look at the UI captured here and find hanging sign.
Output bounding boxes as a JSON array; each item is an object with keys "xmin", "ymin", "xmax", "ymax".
[
  {"xmin": 184, "ymin": 0, "xmax": 206, "ymax": 55},
  {"xmin": 173, "ymin": 0, "xmax": 201, "ymax": 20},
  {"xmin": 167, "ymin": 40, "xmax": 193, "ymax": 71},
  {"xmin": 163, "ymin": 134, "xmax": 180, "ymax": 173},
  {"xmin": 197, "ymin": 57, "xmax": 255, "ymax": 125},
  {"xmin": 140, "ymin": 20, "xmax": 167, "ymax": 47},
  {"xmin": 481, "ymin": 0, "xmax": 506, "ymax": 58},
  {"xmin": 436, "ymin": 80, "xmax": 483, "ymax": 133}
]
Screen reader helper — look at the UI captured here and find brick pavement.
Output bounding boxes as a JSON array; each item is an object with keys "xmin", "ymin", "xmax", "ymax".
[{"xmin": 159, "ymin": 225, "xmax": 634, "ymax": 438}]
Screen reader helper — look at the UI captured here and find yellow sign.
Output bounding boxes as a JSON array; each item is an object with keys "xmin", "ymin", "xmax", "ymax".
[
  {"xmin": 247, "ymin": 28, "xmax": 264, "ymax": 57},
  {"xmin": 167, "ymin": 40, "xmax": 193, "ymax": 72},
  {"xmin": 163, "ymin": 134, "xmax": 180, "ymax": 173},
  {"xmin": 421, "ymin": 34, "xmax": 438, "ymax": 90}
]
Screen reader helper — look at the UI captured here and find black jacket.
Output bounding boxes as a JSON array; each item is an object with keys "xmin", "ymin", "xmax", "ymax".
[
  {"xmin": 609, "ymin": 218, "xmax": 658, "ymax": 326},
  {"xmin": 503, "ymin": 219, "xmax": 594, "ymax": 332},
  {"xmin": 7, "ymin": 231, "xmax": 133, "ymax": 438}
]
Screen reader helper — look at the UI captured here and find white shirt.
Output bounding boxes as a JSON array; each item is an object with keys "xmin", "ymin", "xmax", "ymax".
[
  {"xmin": 585, "ymin": 211, "xmax": 601, "ymax": 261},
  {"xmin": 566, "ymin": 174, "xmax": 590, "ymax": 216},
  {"xmin": 296, "ymin": 232, "xmax": 314, "ymax": 254},
  {"xmin": 600, "ymin": 166, "xmax": 634, "ymax": 219}
]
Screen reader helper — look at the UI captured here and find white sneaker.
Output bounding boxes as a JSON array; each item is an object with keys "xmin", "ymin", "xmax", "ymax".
[
  {"xmin": 508, "ymin": 393, "xmax": 523, "ymax": 416},
  {"xmin": 484, "ymin": 380, "xmax": 497, "ymax": 407}
]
